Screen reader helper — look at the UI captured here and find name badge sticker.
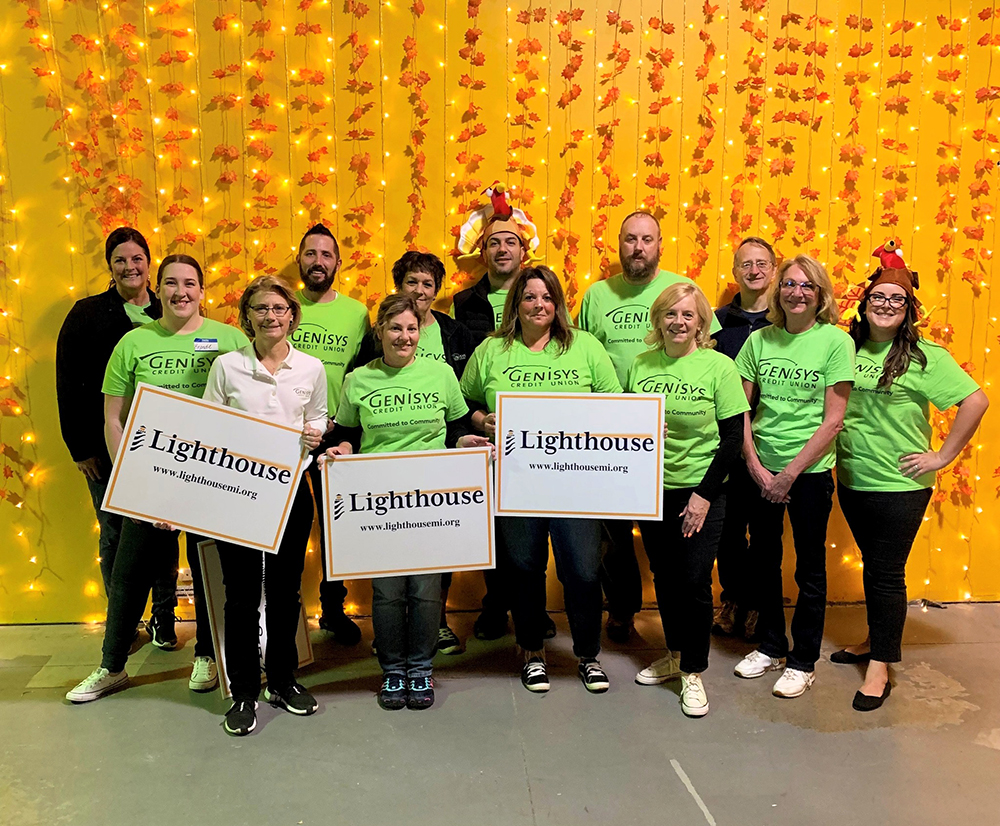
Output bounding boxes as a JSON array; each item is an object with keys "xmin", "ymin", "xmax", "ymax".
[{"xmin": 194, "ymin": 338, "xmax": 219, "ymax": 352}]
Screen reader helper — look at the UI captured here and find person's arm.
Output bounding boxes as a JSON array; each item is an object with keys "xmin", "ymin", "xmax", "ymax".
[
  {"xmin": 680, "ymin": 413, "xmax": 744, "ymax": 538},
  {"xmin": 900, "ymin": 389, "xmax": 990, "ymax": 478},
  {"xmin": 104, "ymin": 394, "xmax": 131, "ymax": 461},
  {"xmin": 329, "ymin": 422, "xmax": 362, "ymax": 454},
  {"xmin": 740, "ymin": 379, "xmax": 772, "ymax": 494},
  {"xmin": 764, "ymin": 380, "xmax": 851, "ymax": 503}
]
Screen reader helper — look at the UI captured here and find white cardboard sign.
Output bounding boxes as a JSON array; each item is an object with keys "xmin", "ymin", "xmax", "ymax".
[
  {"xmin": 102, "ymin": 383, "xmax": 307, "ymax": 553},
  {"xmin": 495, "ymin": 392, "xmax": 664, "ymax": 519},
  {"xmin": 322, "ymin": 447, "xmax": 495, "ymax": 580}
]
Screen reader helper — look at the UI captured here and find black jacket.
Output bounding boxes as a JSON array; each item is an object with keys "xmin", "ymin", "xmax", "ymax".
[
  {"xmin": 712, "ymin": 293, "xmax": 771, "ymax": 360},
  {"xmin": 451, "ymin": 274, "xmax": 496, "ymax": 345},
  {"xmin": 355, "ymin": 309, "xmax": 476, "ymax": 381},
  {"xmin": 56, "ymin": 285, "xmax": 162, "ymax": 464}
]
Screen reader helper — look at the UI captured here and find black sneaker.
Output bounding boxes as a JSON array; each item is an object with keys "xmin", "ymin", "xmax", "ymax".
[
  {"xmin": 543, "ymin": 613, "xmax": 557, "ymax": 640},
  {"xmin": 319, "ymin": 612, "xmax": 362, "ymax": 646},
  {"xmin": 146, "ymin": 615, "xmax": 178, "ymax": 650},
  {"xmin": 263, "ymin": 682, "xmax": 318, "ymax": 716},
  {"xmin": 224, "ymin": 699, "xmax": 257, "ymax": 736},
  {"xmin": 578, "ymin": 658, "xmax": 610, "ymax": 693},
  {"xmin": 606, "ymin": 615, "xmax": 633, "ymax": 644},
  {"xmin": 407, "ymin": 676, "xmax": 435, "ymax": 710},
  {"xmin": 473, "ymin": 610, "xmax": 509, "ymax": 641},
  {"xmin": 378, "ymin": 672, "xmax": 407, "ymax": 710},
  {"xmin": 521, "ymin": 657, "xmax": 550, "ymax": 693},
  {"xmin": 437, "ymin": 625, "xmax": 463, "ymax": 655}
]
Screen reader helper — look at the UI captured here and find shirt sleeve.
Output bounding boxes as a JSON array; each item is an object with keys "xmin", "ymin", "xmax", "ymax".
[
  {"xmin": 624, "ymin": 356, "xmax": 638, "ymax": 394},
  {"xmin": 714, "ymin": 357, "xmax": 752, "ymax": 420},
  {"xmin": 733, "ymin": 333, "xmax": 759, "ymax": 383},
  {"xmin": 576, "ymin": 287, "xmax": 593, "ymax": 330},
  {"xmin": 921, "ymin": 345, "xmax": 981, "ymax": 411},
  {"xmin": 334, "ymin": 373, "xmax": 361, "ymax": 427},
  {"xmin": 460, "ymin": 342, "xmax": 488, "ymax": 405},
  {"xmin": 443, "ymin": 369, "xmax": 470, "ymax": 422},
  {"xmin": 202, "ymin": 357, "xmax": 228, "ymax": 406},
  {"xmin": 303, "ymin": 361, "xmax": 329, "ymax": 430},
  {"xmin": 825, "ymin": 328, "xmax": 856, "ymax": 385},
  {"xmin": 102, "ymin": 337, "xmax": 135, "ymax": 397},
  {"xmin": 586, "ymin": 335, "xmax": 624, "ymax": 393}
]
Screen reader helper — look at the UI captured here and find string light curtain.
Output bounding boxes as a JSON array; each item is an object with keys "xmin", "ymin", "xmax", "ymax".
[{"xmin": 2, "ymin": 0, "xmax": 999, "ymax": 622}]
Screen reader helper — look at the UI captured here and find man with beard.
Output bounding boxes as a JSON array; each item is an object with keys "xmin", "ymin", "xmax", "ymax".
[
  {"xmin": 290, "ymin": 224, "xmax": 370, "ymax": 645},
  {"xmin": 710, "ymin": 236, "xmax": 776, "ymax": 641},
  {"xmin": 577, "ymin": 211, "xmax": 721, "ymax": 644}
]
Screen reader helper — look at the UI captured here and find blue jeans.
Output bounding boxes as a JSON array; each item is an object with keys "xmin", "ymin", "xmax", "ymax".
[
  {"xmin": 371, "ymin": 574, "xmax": 442, "ymax": 679},
  {"xmin": 498, "ymin": 516, "xmax": 603, "ymax": 658}
]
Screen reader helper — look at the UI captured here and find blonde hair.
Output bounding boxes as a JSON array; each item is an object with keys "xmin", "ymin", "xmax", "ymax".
[
  {"xmin": 373, "ymin": 293, "xmax": 421, "ymax": 345},
  {"xmin": 238, "ymin": 276, "xmax": 302, "ymax": 338},
  {"xmin": 767, "ymin": 255, "xmax": 838, "ymax": 329},
  {"xmin": 644, "ymin": 282, "xmax": 716, "ymax": 351}
]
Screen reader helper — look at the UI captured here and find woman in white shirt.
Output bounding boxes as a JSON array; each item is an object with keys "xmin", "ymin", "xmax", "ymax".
[{"xmin": 203, "ymin": 276, "xmax": 327, "ymax": 736}]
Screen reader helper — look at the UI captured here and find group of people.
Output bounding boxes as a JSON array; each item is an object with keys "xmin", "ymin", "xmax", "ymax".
[{"xmin": 56, "ymin": 195, "xmax": 987, "ymax": 736}]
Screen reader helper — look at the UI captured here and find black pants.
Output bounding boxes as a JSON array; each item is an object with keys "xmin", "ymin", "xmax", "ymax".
[
  {"xmin": 638, "ymin": 489, "xmax": 726, "ymax": 674},
  {"xmin": 715, "ymin": 462, "xmax": 756, "ymax": 606},
  {"xmin": 479, "ymin": 516, "xmax": 512, "ymax": 617},
  {"xmin": 101, "ymin": 521, "xmax": 213, "ymax": 672},
  {"xmin": 217, "ymin": 479, "xmax": 314, "ymax": 700},
  {"xmin": 838, "ymin": 485, "xmax": 932, "ymax": 663},
  {"xmin": 306, "ymin": 448, "xmax": 349, "ymax": 617},
  {"xmin": 599, "ymin": 519, "xmax": 643, "ymax": 620},
  {"xmin": 748, "ymin": 470, "xmax": 834, "ymax": 672}
]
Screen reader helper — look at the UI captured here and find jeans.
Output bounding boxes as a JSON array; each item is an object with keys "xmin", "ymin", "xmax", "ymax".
[
  {"xmin": 748, "ymin": 470, "xmax": 835, "ymax": 672},
  {"xmin": 306, "ymin": 452, "xmax": 349, "ymax": 617},
  {"xmin": 838, "ymin": 485, "xmax": 932, "ymax": 663},
  {"xmin": 87, "ymin": 475, "xmax": 177, "ymax": 617},
  {"xmin": 216, "ymin": 479, "xmax": 314, "ymax": 700},
  {"xmin": 498, "ymin": 516, "xmax": 603, "ymax": 658},
  {"xmin": 480, "ymin": 517, "xmax": 512, "ymax": 617},
  {"xmin": 599, "ymin": 519, "xmax": 643, "ymax": 620},
  {"xmin": 372, "ymin": 574, "xmax": 442, "ymax": 678},
  {"xmin": 715, "ymin": 462, "xmax": 756, "ymax": 606},
  {"xmin": 638, "ymin": 489, "xmax": 726, "ymax": 674},
  {"xmin": 101, "ymin": 521, "xmax": 214, "ymax": 672}
]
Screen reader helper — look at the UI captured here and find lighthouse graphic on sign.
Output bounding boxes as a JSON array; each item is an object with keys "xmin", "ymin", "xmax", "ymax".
[
  {"xmin": 333, "ymin": 493, "xmax": 345, "ymax": 521},
  {"xmin": 504, "ymin": 429, "xmax": 516, "ymax": 457},
  {"xmin": 129, "ymin": 425, "xmax": 147, "ymax": 452}
]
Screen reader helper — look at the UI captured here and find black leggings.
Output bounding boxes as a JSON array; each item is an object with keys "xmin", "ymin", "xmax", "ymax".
[{"xmin": 838, "ymin": 485, "xmax": 932, "ymax": 663}]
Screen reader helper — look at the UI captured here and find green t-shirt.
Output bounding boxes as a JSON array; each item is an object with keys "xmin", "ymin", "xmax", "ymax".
[
  {"xmin": 837, "ymin": 339, "xmax": 980, "ymax": 491},
  {"xmin": 123, "ymin": 301, "xmax": 153, "ymax": 327},
  {"xmin": 416, "ymin": 318, "xmax": 447, "ymax": 363},
  {"xmin": 577, "ymin": 270, "xmax": 722, "ymax": 385},
  {"xmin": 291, "ymin": 292, "xmax": 370, "ymax": 414},
  {"xmin": 336, "ymin": 357, "xmax": 469, "ymax": 454},
  {"xmin": 735, "ymin": 322, "xmax": 855, "ymax": 474},
  {"xmin": 449, "ymin": 288, "xmax": 508, "ymax": 329},
  {"xmin": 460, "ymin": 330, "xmax": 623, "ymax": 413},
  {"xmin": 103, "ymin": 318, "xmax": 248, "ymax": 398},
  {"xmin": 627, "ymin": 348, "xmax": 749, "ymax": 489}
]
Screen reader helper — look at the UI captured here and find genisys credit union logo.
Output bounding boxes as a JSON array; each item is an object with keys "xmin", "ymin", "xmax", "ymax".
[
  {"xmin": 332, "ymin": 486, "xmax": 486, "ymax": 520},
  {"xmin": 605, "ymin": 304, "xmax": 650, "ymax": 329},
  {"xmin": 504, "ymin": 429, "xmax": 656, "ymax": 457},
  {"xmin": 138, "ymin": 350, "xmax": 218, "ymax": 375},
  {"xmin": 501, "ymin": 366, "xmax": 581, "ymax": 387},
  {"xmin": 634, "ymin": 373, "xmax": 707, "ymax": 397},
  {"xmin": 360, "ymin": 385, "xmax": 441, "ymax": 412},
  {"xmin": 758, "ymin": 357, "xmax": 821, "ymax": 388}
]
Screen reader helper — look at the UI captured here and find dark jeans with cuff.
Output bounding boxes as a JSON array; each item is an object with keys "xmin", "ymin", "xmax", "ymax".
[
  {"xmin": 216, "ymin": 478, "xmax": 314, "ymax": 700},
  {"xmin": 498, "ymin": 516, "xmax": 603, "ymax": 659},
  {"xmin": 599, "ymin": 518, "xmax": 644, "ymax": 622},
  {"xmin": 838, "ymin": 485, "xmax": 932, "ymax": 663},
  {"xmin": 748, "ymin": 470, "xmax": 835, "ymax": 673},
  {"xmin": 638, "ymin": 489, "xmax": 726, "ymax": 674},
  {"xmin": 372, "ymin": 574, "xmax": 442, "ymax": 679}
]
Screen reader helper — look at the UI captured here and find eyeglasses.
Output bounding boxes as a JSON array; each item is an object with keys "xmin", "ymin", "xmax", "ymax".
[
  {"xmin": 738, "ymin": 260, "xmax": 773, "ymax": 271},
  {"xmin": 250, "ymin": 304, "xmax": 291, "ymax": 317},
  {"xmin": 868, "ymin": 293, "xmax": 908, "ymax": 309},
  {"xmin": 780, "ymin": 279, "xmax": 817, "ymax": 294}
]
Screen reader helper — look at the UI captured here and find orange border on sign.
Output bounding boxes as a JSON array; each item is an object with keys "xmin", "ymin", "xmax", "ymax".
[
  {"xmin": 495, "ymin": 392, "xmax": 664, "ymax": 519},
  {"xmin": 322, "ymin": 448, "xmax": 495, "ymax": 579},
  {"xmin": 103, "ymin": 383, "xmax": 307, "ymax": 553}
]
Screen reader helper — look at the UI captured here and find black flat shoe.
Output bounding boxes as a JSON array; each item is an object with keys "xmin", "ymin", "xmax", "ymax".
[
  {"xmin": 852, "ymin": 681, "xmax": 891, "ymax": 712},
  {"xmin": 831, "ymin": 649, "xmax": 871, "ymax": 665}
]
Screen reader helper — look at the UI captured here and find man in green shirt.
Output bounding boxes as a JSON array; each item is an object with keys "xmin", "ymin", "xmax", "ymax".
[
  {"xmin": 577, "ymin": 211, "xmax": 720, "ymax": 642},
  {"xmin": 290, "ymin": 224, "xmax": 370, "ymax": 646}
]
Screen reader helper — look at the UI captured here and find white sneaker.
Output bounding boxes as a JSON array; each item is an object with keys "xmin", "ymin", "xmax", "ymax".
[
  {"xmin": 635, "ymin": 653, "xmax": 682, "ymax": 685},
  {"xmin": 734, "ymin": 649, "xmax": 786, "ymax": 679},
  {"xmin": 772, "ymin": 667, "xmax": 815, "ymax": 698},
  {"xmin": 66, "ymin": 667, "xmax": 128, "ymax": 703},
  {"xmin": 680, "ymin": 673, "xmax": 709, "ymax": 717},
  {"xmin": 189, "ymin": 656, "xmax": 219, "ymax": 691}
]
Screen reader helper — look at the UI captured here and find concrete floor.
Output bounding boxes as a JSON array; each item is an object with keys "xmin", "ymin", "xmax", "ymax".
[{"xmin": 1, "ymin": 605, "xmax": 999, "ymax": 826}]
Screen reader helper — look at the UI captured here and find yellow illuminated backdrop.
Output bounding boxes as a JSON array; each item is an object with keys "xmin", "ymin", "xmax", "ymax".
[{"xmin": 2, "ymin": 0, "xmax": 999, "ymax": 623}]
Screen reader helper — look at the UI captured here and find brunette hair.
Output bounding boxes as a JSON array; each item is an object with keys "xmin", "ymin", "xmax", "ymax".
[
  {"xmin": 849, "ymin": 281, "xmax": 926, "ymax": 389},
  {"xmin": 156, "ymin": 254, "xmax": 204, "ymax": 288},
  {"xmin": 297, "ymin": 223, "xmax": 341, "ymax": 258},
  {"xmin": 391, "ymin": 251, "xmax": 445, "ymax": 292},
  {"xmin": 372, "ymin": 293, "xmax": 421, "ymax": 352},
  {"xmin": 237, "ymin": 276, "xmax": 302, "ymax": 339},
  {"xmin": 105, "ymin": 227, "xmax": 151, "ymax": 289},
  {"xmin": 645, "ymin": 283, "xmax": 716, "ymax": 351},
  {"xmin": 736, "ymin": 236, "xmax": 776, "ymax": 266},
  {"xmin": 495, "ymin": 266, "xmax": 575, "ymax": 354},
  {"xmin": 766, "ymin": 255, "xmax": 838, "ymax": 328}
]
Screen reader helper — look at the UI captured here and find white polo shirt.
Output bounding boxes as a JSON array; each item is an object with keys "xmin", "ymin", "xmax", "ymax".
[{"xmin": 203, "ymin": 342, "xmax": 328, "ymax": 435}]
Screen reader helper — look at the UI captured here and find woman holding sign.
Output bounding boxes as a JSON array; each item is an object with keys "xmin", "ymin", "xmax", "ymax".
[
  {"xmin": 627, "ymin": 283, "xmax": 749, "ymax": 717},
  {"xmin": 202, "ymin": 276, "xmax": 327, "ymax": 736},
  {"xmin": 326, "ymin": 294, "xmax": 489, "ymax": 712},
  {"xmin": 734, "ymin": 255, "xmax": 855, "ymax": 699},
  {"xmin": 460, "ymin": 265, "xmax": 622, "ymax": 695},
  {"xmin": 67, "ymin": 254, "xmax": 247, "ymax": 704},
  {"xmin": 835, "ymin": 264, "xmax": 987, "ymax": 711}
]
